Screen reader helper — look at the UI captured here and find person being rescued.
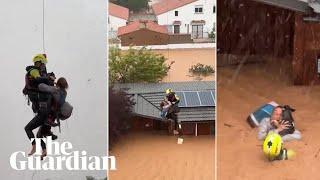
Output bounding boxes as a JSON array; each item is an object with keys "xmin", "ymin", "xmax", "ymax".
[
  {"xmin": 36, "ymin": 77, "xmax": 72, "ymax": 159},
  {"xmin": 160, "ymin": 97, "xmax": 172, "ymax": 118},
  {"xmin": 160, "ymin": 88, "xmax": 180, "ymax": 135},
  {"xmin": 24, "ymin": 54, "xmax": 73, "ymax": 159},
  {"xmin": 258, "ymin": 106, "xmax": 301, "ymax": 142}
]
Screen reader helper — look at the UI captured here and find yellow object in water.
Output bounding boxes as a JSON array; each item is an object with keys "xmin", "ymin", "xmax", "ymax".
[
  {"xmin": 263, "ymin": 132, "xmax": 282, "ymax": 160},
  {"xmin": 286, "ymin": 149, "xmax": 296, "ymax": 160},
  {"xmin": 177, "ymin": 138, "xmax": 183, "ymax": 144}
]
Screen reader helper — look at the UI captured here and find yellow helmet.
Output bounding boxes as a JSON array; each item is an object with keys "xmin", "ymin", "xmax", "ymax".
[
  {"xmin": 32, "ymin": 54, "xmax": 47, "ymax": 64},
  {"xmin": 165, "ymin": 88, "xmax": 173, "ymax": 94},
  {"xmin": 263, "ymin": 132, "xmax": 282, "ymax": 160}
]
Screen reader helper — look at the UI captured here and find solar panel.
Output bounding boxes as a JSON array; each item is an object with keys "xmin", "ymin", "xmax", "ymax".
[
  {"xmin": 198, "ymin": 91, "xmax": 215, "ymax": 106},
  {"xmin": 176, "ymin": 91, "xmax": 215, "ymax": 107},
  {"xmin": 211, "ymin": 90, "xmax": 216, "ymax": 105},
  {"xmin": 175, "ymin": 92, "xmax": 186, "ymax": 107},
  {"xmin": 184, "ymin": 92, "xmax": 201, "ymax": 106}
]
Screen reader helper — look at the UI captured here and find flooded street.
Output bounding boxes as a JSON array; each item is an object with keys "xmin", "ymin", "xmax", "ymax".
[{"xmin": 109, "ymin": 132, "xmax": 215, "ymax": 180}]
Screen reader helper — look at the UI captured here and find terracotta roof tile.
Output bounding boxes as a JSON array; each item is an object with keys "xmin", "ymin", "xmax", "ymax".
[
  {"xmin": 109, "ymin": 2, "xmax": 129, "ymax": 20},
  {"xmin": 152, "ymin": 0, "xmax": 198, "ymax": 15},
  {"xmin": 118, "ymin": 21, "xmax": 168, "ymax": 36}
]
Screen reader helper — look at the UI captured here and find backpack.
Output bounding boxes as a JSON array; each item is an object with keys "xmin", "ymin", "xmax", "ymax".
[
  {"xmin": 59, "ymin": 101, "xmax": 73, "ymax": 120},
  {"xmin": 23, "ymin": 66, "xmax": 40, "ymax": 95}
]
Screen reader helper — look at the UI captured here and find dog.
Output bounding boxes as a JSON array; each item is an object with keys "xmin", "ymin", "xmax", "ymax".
[{"xmin": 278, "ymin": 105, "xmax": 296, "ymax": 136}]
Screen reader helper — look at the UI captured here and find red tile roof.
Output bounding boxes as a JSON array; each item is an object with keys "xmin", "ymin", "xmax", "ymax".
[
  {"xmin": 109, "ymin": 2, "xmax": 129, "ymax": 20},
  {"xmin": 118, "ymin": 21, "xmax": 168, "ymax": 36},
  {"xmin": 152, "ymin": 0, "xmax": 198, "ymax": 15}
]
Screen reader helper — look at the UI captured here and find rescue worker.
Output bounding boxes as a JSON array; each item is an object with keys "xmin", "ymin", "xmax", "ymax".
[{"xmin": 165, "ymin": 88, "xmax": 180, "ymax": 135}]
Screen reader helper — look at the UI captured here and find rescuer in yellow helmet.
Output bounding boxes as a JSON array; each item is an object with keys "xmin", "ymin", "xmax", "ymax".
[{"xmin": 263, "ymin": 132, "xmax": 296, "ymax": 161}]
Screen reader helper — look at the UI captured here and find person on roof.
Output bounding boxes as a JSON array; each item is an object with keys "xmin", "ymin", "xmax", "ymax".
[
  {"xmin": 160, "ymin": 96, "xmax": 172, "ymax": 119},
  {"xmin": 164, "ymin": 88, "xmax": 180, "ymax": 135},
  {"xmin": 166, "ymin": 88, "xmax": 180, "ymax": 105}
]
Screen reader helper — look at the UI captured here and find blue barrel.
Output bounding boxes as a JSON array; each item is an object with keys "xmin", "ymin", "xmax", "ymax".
[{"xmin": 247, "ymin": 101, "xmax": 278, "ymax": 127}]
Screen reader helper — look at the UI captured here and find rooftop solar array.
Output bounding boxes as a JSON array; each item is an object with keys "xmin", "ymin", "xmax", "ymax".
[{"xmin": 176, "ymin": 91, "xmax": 215, "ymax": 107}]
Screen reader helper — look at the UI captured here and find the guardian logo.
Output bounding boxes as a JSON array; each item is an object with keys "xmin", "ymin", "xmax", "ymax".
[{"xmin": 10, "ymin": 137, "xmax": 116, "ymax": 170}]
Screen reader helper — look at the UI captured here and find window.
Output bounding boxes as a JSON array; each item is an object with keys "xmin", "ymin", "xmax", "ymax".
[
  {"xmin": 213, "ymin": 6, "xmax": 216, "ymax": 13},
  {"xmin": 175, "ymin": 11, "xmax": 178, "ymax": 16},
  {"xmin": 174, "ymin": 25, "xmax": 180, "ymax": 34},
  {"xmin": 195, "ymin": 6, "xmax": 203, "ymax": 13}
]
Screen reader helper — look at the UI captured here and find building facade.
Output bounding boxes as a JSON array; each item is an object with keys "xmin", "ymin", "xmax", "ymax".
[
  {"xmin": 108, "ymin": 2, "xmax": 129, "ymax": 39},
  {"xmin": 152, "ymin": 0, "xmax": 216, "ymax": 39}
]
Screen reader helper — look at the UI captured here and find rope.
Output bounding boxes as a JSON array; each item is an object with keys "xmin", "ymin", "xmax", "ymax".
[
  {"xmin": 42, "ymin": 0, "xmax": 46, "ymax": 54},
  {"xmin": 166, "ymin": 0, "xmax": 170, "ymax": 81}
]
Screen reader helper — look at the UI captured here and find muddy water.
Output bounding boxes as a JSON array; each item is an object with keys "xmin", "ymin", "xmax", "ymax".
[
  {"xmin": 153, "ymin": 48, "xmax": 215, "ymax": 82},
  {"xmin": 217, "ymin": 62, "xmax": 320, "ymax": 180},
  {"xmin": 109, "ymin": 132, "xmax": 215, "ymax": 180}
]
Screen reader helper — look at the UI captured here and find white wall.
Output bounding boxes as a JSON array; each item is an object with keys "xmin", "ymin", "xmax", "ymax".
[
  {"xmin": 108, "ymin": 15, "xmax": 127, "ymax": 33},
  {"xmin": 0, "ymin": 0, "xmax": 108, "ymax": 179},
  {"xmin": 118, "ymin": 43, "xmax": 216, "ymax": 50},
  {"xmin": 156, "ymin": 0, "xmax": 215, "ymax": 37}
]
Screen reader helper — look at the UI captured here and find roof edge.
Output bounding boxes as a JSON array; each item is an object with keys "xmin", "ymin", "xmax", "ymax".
[
  {"xmin": 152, "ymin": 0, "xmax": 199, "ymax": 15},
  {"xmin": 252, "ymin": 0, "xmax": 311, "ymax": 13}
]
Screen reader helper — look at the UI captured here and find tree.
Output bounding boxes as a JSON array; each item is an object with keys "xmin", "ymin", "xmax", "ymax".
[
  {"xmin": 109, "ymin": 47, "xmax": 170, "ymax": 83},
  {"xmin": 127, "ymin": 0, "xmax": 148, "ymax": 12},
  {"xmin": 209, "ymin": 28, "xmax": 215, "ymax": 42},
  {"xmin": 189, "ymin": 63, "xmax": 215, "ymax": 76},
  {"xmin": 113, "ymin": 0, "xmax": 148, "ymax": 12},
  {"xmin": 109, "ymin": 86, "xmax": 134, "ymax": 148}
]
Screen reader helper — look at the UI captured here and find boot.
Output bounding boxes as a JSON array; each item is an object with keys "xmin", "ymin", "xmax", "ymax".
[
  {"xmin": 28, "ymin": 144, "xmax": 36, "ymax": 156},
  {"xmin": 278, "ymin": 148, "xmax": 296, "ymax": 160},
  {"xmin": 40, "ymin": 149, "xmax": 47, "ymax": 160}
]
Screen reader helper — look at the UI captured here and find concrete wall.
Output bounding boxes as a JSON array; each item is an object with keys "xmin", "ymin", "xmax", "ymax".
[
  {"xmin": 131, "ymin": 117, "xmax": 214, "ymax": 135},
  {"xmin": 169, "ymin": 34, "xmax": 193, "ymax": 44},
  {"xmin": 119, "ymin": 43, "xmax": 215, "ymax": 50}
]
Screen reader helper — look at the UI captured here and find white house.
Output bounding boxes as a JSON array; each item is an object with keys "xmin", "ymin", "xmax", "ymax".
[
  {"xmin": 151, "ymin": 0, "xmax": 216, "ymax": 39},
  {"xmin": 108, "ymin": 2, "xmax": 129, "ymax": 39}
]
